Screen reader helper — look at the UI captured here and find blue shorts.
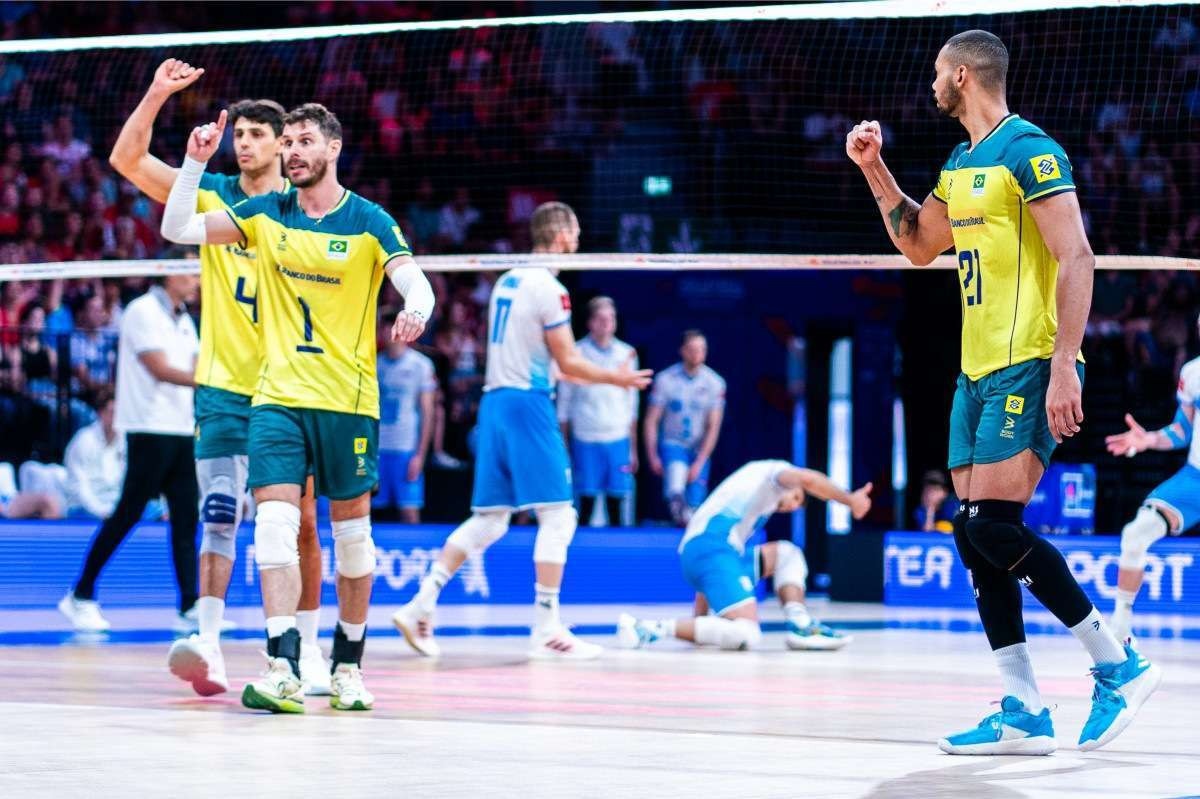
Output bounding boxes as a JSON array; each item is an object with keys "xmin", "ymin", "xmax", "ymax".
[
  {"xmin": 661, "ymin": 443, "xmax": 710, "ymax": 507},
  {"xmin": 1147, "ymin": 463, "xmax": 1200, "ymax": 532},
  {"xmin": 472, "ymin": 389, "xmax": 573, "ymax": 511},
  {"xmin": 571, "ymin": 437, "xmax": 632, "ymax": 497},
  {"xmin": 679, "ymin": 531, "xmax": 760, "ymax": 616},
  {"xmin": 373, "ymin": 450, "xmax": 424, "ymax": 510}
]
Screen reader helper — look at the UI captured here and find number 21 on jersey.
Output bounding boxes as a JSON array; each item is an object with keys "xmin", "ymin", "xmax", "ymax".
[{"xmin": 959, "ymin": 248, "xmax": 983, "ymax": 307}]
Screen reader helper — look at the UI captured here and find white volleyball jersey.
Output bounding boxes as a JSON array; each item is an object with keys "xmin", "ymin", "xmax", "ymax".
[
  {"xmin": 1177, "ymin": 356, "xmax": 1200, "ymax": 468},
  {"xmin": 484, "ymin": 268, "xmax": 571, "ymax": 393},
  {"xmin": 556, "ymin": 335, "xmax": 638, "ymax": 442},
  {"xmin": 378, "ymin": 347, "xmax": 437, "ymax": 452},
  {"xmin": 649, "ymin": 362, "xmax": 726, "ymax": 448},
  {"xmin": 680, "ymin": 460, "xmax": 793, "ymax": 553}
]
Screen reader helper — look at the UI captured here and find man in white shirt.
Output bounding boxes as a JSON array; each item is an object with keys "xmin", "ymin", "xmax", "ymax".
[
  {"xmin": 59, "ymin": 277, "xmax": 200, "ymax": 633},
  {"xmin": 644, "ymin": 330, "xmax": 726, "ymax": 525},
  {"xmin": 375, "ymin": 319, "xmax": 438, "ymax": 523},
  {"xmin": 395, "ymin": 202, "xmax": 652, "ymax": 660},
  {"xmin": 557, "ymin": 296, "xmax": 638, "ymax": 527},
  {"xmin": 617, "ymin": 459, "xmax": 871, "ymax": 652}
]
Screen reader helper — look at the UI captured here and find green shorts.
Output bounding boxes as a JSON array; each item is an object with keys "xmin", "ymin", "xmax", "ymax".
[
  {"xmin": 948, "ymin": 358, "xmax": 1085, "ymax": 470},
  {"xmin": 248, "ymin": 404, "xmax": 379, "ymax": 501},
  {"xmin": 194, "ymin": 385, "xmax": 251, "ymax": 460}
]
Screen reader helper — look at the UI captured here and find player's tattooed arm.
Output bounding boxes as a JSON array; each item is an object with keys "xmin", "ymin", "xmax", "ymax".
[{"xmin": 886, "ymin": 198, "xmax": 921, "ymax": 239}]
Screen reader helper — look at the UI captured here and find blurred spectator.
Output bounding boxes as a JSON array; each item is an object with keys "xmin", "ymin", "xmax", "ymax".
[
  {"xmin": 375, "ymin": 315, "xmax": 439, "ymax": 523},
  {"xmin": 403, "ymin": 177, "xmax": 442, "ymax": 252},
  {"xmin": 914, "ymin": 469, "xmax": 956, "ymax": 533},
  {"xmin": 70, "ymin": 291, "xmax": 114, "ymax": 405},
  {"xmin": 62, "ymin": 387, "xmax": 126, "ymax": 518},
  {"xmin": 437, "ymin": 186, "xmax": 481, "ymax": 251},
  {"xmin": 16, "ymin": 301, "xmax": 56, "ymax": 411},
  {"xmin": 40, "ymin": 115, "xmax": 91, "ymax": 174}
]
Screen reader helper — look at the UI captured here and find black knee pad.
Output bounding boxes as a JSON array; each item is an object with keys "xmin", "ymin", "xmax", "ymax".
[
  {"xmin": 964, "ymin": 500, "xmax": 1036, "ymax": 572},
  {"xmin": 951, "ymin": 501, "xmax": 985, "ymax": 571}
]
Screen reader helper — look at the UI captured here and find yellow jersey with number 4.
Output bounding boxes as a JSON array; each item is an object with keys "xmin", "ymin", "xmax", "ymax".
[
  {"xmin": 227, "ymin": 189, "xmax": 410, "ymax": 418},
  {"xmin": 932, "ymin": 114, "xmax": 1080, "ymax": 381},
  {"xmin": 193, "ymin": 173, "xmax": 291, "ymax": 396}
]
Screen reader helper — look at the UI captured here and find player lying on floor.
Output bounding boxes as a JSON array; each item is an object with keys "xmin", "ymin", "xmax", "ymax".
[{"xmin": 617, "ymin": 459, "xmax": 871, "ymax": 652}]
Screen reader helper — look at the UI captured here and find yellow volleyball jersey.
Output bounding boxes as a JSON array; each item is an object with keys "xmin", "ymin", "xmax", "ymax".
[
  {"xmin": 932, "ymin": 114, "xmax": 1080, "ymax": 381},
  {"xmin": 227, "ymin": 189, "xmax": 410, "ymax": 418},
  {"xmin": 193, "ymin": 173, "xmax": 291, "ymax": 396}
]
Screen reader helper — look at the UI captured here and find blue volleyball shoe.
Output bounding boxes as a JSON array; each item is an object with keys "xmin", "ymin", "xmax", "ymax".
[
  {"xmin": 938, "ymin": 696, "xmax": 1057, "ymax": 755},
  {"xmin": 1078, "ymin": 642, "xmax": 1162, "ymax": 752},
  {"xmin": 784, "ymin": 620, "xmax": 852, "ymax": 651}
]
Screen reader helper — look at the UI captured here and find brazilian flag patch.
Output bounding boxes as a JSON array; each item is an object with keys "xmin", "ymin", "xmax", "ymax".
[{"xmin": 327, "ymin": 238, "xmax": 349, "ymax": 260}]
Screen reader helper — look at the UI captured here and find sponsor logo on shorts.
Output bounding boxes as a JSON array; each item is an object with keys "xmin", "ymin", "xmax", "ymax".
[
  {"xmin": 354, "ymin": 437, "xmax": 368, "ymax": 454},
  {"xmin": 1005, "ymin": 395, "xmax": 1025, "ymax": 415},
  {"xmin": 1030, "ymin": 154, "xmax": 1061, "ymax": 183},
  {"xmin": 1001, "ymin": 416, "xmax": 1016, "ymax": 440},
  {"xmin": 357, "ymin": 456, "xmax": 367, "ymax": 477},
  {"xmin": 327, "ymin": 238, "xmax": 349, "ymax": 260}
]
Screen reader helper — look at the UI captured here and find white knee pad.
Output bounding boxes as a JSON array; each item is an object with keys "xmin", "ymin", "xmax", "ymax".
[
  {"xmin": 446, "ymin": 510, "xmax": 511, "ymax": 555},
  {"xmin": 772, "ymin": 540, "xmax": 809, "ymax": 591},
  {"xmin": 665, "ymin": 460, "xmax": 688, "ymax": 497},
  {"xmin": 333, "ymin": 515, "xmax": 377, "ymax": 579},
  {"xmin": 695, "ymin": 616, "xmax": 763, "ymax": 650},
  {"xmin": 197, "ymin": 456, "xmax": 247, "ymax": 561},
  {"xmin": 1119, "ymin": 505, "xmax": 1169, "ymax": 571},
  {"xmin": 533, "ymin": 503, "xmax": 577, "ymax": 565},
  {"xmin": 253, "ymin": 500, "xmax": 300, "ymax": 571}
]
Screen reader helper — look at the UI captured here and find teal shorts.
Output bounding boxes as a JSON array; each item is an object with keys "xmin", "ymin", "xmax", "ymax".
[
  {"xmin": 949, "ymin": 358, "xmax": 1084, "ymax": 470},
  {"xmin": 248, "ymin": 404, "xmax": 379, "ymax": 501},
  {"xmin": 194, "ymin": 385, "xmax": 251, "ymax": 460}
]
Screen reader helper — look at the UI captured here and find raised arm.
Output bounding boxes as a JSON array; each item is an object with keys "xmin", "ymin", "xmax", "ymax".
[
  {"xmin": 776, "ymin": 467, "xmax": 873, "ymax": 520},
  {"xmin": 846, "ymin": 120, "xmax": 954, "ymax": 266},
  {"xmin": 1027, "ymin": 190, "xmax": 1094, "ymax": 444},
  {"xmin": 160, "ymin": 110, "xmax": 244, "ymax": 246},
  {"xmin": 546, "ymin": 325, "xmax": 652, "ymax": 390},
  {"xmin": 109, "ymin": 58, "xmax": 204, "ymax": 204}
]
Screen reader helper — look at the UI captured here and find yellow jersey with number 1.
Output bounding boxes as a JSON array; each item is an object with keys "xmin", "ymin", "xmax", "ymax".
[
  {"xmin": 226, "ymin": 189, "xmax": 411, "ymax": 418},
  {"xmin": 932, "ymin": 114, "xmax": 1080, "ymax": 381}
]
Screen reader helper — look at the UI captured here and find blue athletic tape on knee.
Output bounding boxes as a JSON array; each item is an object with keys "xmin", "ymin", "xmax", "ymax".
[
  {"xmin": 332, "ymin": 516, "xmax": 376, "ymax": 579},
  {"xmin": 1119, "ymin": 505, "xmax": 1169, "ymax": 570},
  {"xmin": 533, "ymin": 503, "xmax": 577, "ymax": 565},
  {"xmin": 964, "ymin": 500, "xmax": 1033, "ymax": 571},
  {"xmin": 446, "ymin": 510, "xmax": 510, "ymax": 554},
  {"xmin": 772, "ymin": 540, "xmax": 808, "ymax": 591},
  {"xmin": 254, "ymin": 500, "xmax": 300, "ymax": 570}
]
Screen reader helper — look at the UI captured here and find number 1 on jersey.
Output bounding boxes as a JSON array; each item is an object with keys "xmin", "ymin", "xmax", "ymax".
[
  {"xmin": 296, "ymin": 296, "xmax": 324, "ymax": 354},
  {"xmin": 491, "ymin": 297, "xmax": 513, "ymax": 344},
  {"xmin": 959, "ymin": 249, "xmax": 983, "ymax": 307}
]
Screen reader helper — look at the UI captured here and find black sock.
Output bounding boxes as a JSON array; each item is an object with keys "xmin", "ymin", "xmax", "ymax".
[
  {"xmin": 577, "ymin": 495, "xmax": 597, "ymax": 524},
  {"xmin": 953, "ymin": 500, "xmax": 1025, "ymax": 650},
  {"xmin": 604, "ymin": 496, "xmax": 624, "ymax": 527},
  {"xmin": 267, "ymin": 628, "xmax": 301, "ymax": 678},
  {"xmin": 331, "ymin": 623, "xmax": 366, "ymax": 669}
]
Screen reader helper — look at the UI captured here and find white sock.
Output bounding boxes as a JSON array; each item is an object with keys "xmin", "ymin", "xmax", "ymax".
[
  {"xmin": 783, "ymin": 601, "xmax": 812, "ymax": 629},
  {"xmin": 265, "ymin": 615, "xmax": 296, "ymax": 639},
  {"xmin": 1111, "ymin": 588, "xmax": 1137, "ymax": 640},
  {"xmin": 195, "ymin": 595, "xmax": 224, "ymax": 642},
  {"xmin": 534, "ymin": 583, "xmax": 561, "ymax": 632},
  {"xmin": 1070, "ymin": 607, "xmax": 1127, "ymax": 666},
  {"xmin": 339, "ymin": 619, "xmax": 366, "ymax": 642},
  {"xmin": 414, "ymin": 563, "xmax": 452, "ymax": 615},
  {"xmin": 994, "ymin": 643, "xmax": 1043, "ymax": 713},
  {"xmin": 296, "ymin": 609, "xmax": 320, "ymax": 649}
]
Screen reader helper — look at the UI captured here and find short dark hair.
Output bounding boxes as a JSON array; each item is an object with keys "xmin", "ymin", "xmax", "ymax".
[
  {"xmin": 681, "ymin": 328, "xmax": 705, "ymax": 346},
  {"xmin": 92, "ymin": 385, "xmax": 114, "ymax": 410},
  {"xmin": 283, "ymin": 102, "xmax": 343, "ymax": 142},
  {"xmin": 530, "ymin": 201, "xmax": 577, "ymax": 248},
  {"xmin": 227, "ymin": 99, "xmax": 285, "ymax": 136},
  {"xmin": 587, "ymin": 295, "xmax": 615, "ymax": 319},
  {"xmin": 943, "ymin": 29, "xmax": 1009, "ymax": 91}
]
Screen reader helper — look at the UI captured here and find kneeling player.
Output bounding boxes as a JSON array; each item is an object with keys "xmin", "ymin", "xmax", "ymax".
[
  {"xmin": 617, "ymin": 460, "xmax": 871, "ymax": 651},
  {"xmin": 1105, "ymin": 347, "xmax": 1200, "ymax": 642}
]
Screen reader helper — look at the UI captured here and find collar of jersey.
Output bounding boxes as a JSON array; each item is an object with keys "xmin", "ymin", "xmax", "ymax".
[{"xmin": 965, "ymin": 113, "xmax": 1019, "ymax": 156}]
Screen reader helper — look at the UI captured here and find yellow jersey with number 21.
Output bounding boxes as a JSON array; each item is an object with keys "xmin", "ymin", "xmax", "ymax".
[
  {"xmin": 932, "ymin": 114, "xmax": 1080, "ymax": 381},
  {"xmin": 227, "ymin": 189, "xmax": 411, "ymax": 419}
]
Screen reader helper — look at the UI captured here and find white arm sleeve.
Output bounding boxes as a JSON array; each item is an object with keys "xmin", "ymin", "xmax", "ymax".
[
  {"xmin": 389, "ymin": 258, "xmax": 436, "ymax": 320},
  {"xmin": 160, "ymin": 156, "xmax": 209, "ymax": 245}
]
